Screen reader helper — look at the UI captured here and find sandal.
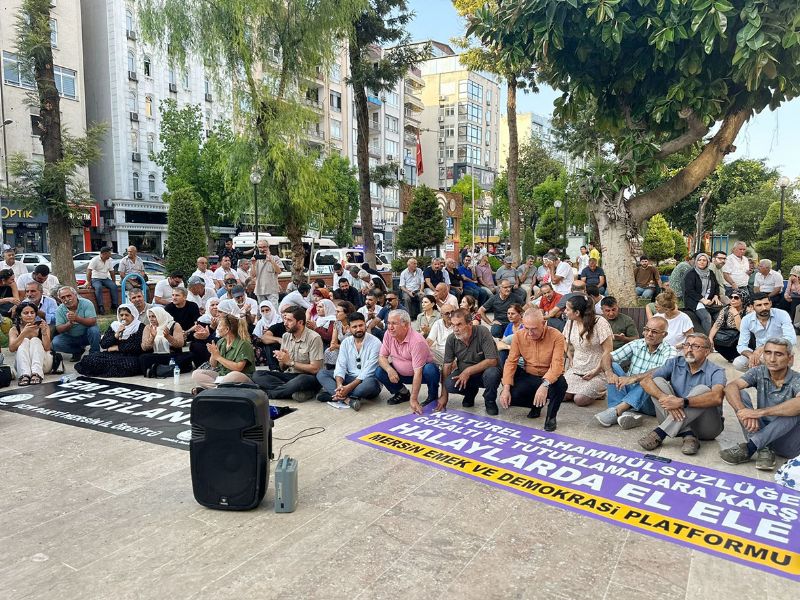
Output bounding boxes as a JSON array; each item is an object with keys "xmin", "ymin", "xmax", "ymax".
[
  {"xmin": 191, "ymin": 387, "xmax": 203, "ymax": 397},
  {"xmin": 17, "ymin": 375, "xmax": 30, "ymax": 387},
  {"xmin": 29, "ymin": 374, "xmax": 43, "ymax": 385}
]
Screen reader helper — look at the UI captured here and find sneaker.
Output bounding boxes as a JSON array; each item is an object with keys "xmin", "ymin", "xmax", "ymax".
[
  {"xmin": 485, "ymin": 401, "xmax": 499, "ymax": 416},
  {"xmin": 349, "ymin": 397, "xmax": 362, "ymax": 412},
  {"xmin": 69, "ymin": 351, "xmax": 84, "ymax": 362},
  {"xmin": 462, "ymin": 397, "xmax": 475, "ymax": 408},
  {"xmin": 420, "ymin": 397, "xmax": 435, "ymax": 407},
  {"xmin": 527, "ymin": 406, "xmax": 542, "ymax": 419},
  {"xmin": 291, "ymin": 390, "xmax": 316, "ymax": 403},
  {"xmin": 719, "ymin": 443, "xmax": 751, "ymax": 465},
  {"xmin": 755, "ymin": 447, "xmax": 777, "ymax": 471},
  {"xmin": 681, "ymin": 435, "xmax": 700, "ymax": 455},
  {"xmin": 594, "ymin": 406, "xmax": 618, "ymax": 427},
  {"xmin": 638, "ymin": 430, "xmax": 663, "ymax": 451},
  {"xmin": 387, "ymin": 389, "xmax": 410, "ymax": 405},
  {"xmin": 617, "ymin": 411, "xmax": 644, "ymax": 430},
  {"xmin": 316, "ymin": 391, "xmax": 333, "ymax": 403}
]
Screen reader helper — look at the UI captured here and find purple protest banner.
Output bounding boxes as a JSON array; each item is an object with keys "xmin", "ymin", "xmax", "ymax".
[{"xmin": 348, "ymin": 410, "xmax": 800, "ymax": 581}]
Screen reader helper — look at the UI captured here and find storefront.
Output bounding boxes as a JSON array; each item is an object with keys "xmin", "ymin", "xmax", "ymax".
[
  {"xmin": 1, "ymin": 201, "xmax": 49, "ymax": 252},
  {"xmin": 107, "ymin": 199, "xmax": 168, "ymax": 254}
]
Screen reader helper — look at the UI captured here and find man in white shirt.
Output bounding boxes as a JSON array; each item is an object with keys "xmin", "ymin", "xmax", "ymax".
[
  {"xmin": 332, "ymin": 263, "xmax": 353, "ymax": 289},
  {"xmin": 434, "ymin": 282, "xmax": 459, "ymax": 311},
  {"xmin": 549, "ymin": 253, "xmax": 574, "ymax": 295},
  {"xmin": 186, "ymin": 275, "xmax": 215, "ymax": 312},
  {"xmin": 117, "ymin": 245, "xmax": 145, "ymax": 290},
  {"xmin": 426, "ymin": 306, "xmax": 455, "ymax": 364},
  {"xmin": 0, "ymin": 248, "xmax": 27, "ymax": 279},
  {"xmin": 218, "ymin": 285, "xmax": 258, "ymax": 326},
  {"xmin": 191, "ymin": 256, "xmax": 216, "ymax": 289},
  {"xmin": 278, "ymin": 282, "xmax": 312, "ymax": 312},
  {"xmin": 236, "ymin": 258, "xmax": 252, "ymax": 286},
  {"xmin": 153, "ymin": 272, "xmax": 184, "ymax": 306},
  {"xmin": 16, "ymin": 264, "xmax": 60, "ymax": 298},
  {"xmin": 754, "ymin": 259, "xmax": 785, "ymax": 305},
  {"xmin": 399, "ymin": 258, "xmax": 424, "ymax": 319},
  {"xmin": 722, "ymin": 241, "xmax": 751, "ymax": 292},
  {"xmin": 212, "ymin": 256, "xmax": 238, "ymax": 287},
  {"xmin": 85, "ymin": 246, "xmax": 118, "ymax": 314}
]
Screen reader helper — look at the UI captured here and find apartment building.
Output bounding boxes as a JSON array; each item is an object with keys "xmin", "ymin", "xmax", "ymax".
[
  {"xmin": 80, "ymin": 0, "xmax": 232, "ymax": 254},
  {"xmin": 0, "ymin": 0, "xmax": 93, "ymax": 253},
  {"xmin": 499, "ymin": 112, "xmax": 587, "ymax": 174}
]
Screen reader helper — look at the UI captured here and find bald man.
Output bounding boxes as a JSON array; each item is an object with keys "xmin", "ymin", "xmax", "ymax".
[{"xmin": 118, "ymin": 245, "xmax": 145, "ymax": 290}]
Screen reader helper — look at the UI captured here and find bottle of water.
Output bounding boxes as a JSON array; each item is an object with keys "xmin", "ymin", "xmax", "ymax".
[
  {"xmin": 59, "ymin": 373, "xmax": 78, "ymax": 384},
  {"xmin": 171, "ymin": 358, "xmax": 180, "ymax": 386}
]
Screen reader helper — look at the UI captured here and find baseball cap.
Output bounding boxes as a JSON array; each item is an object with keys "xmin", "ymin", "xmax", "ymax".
[
  {"xmin": 231, "ymin": 285, "xmax": 245, "ymax": 298},
  {"xmin": 503, "ymin": 256, "xmax": 513, "ymax": 264},
  {"xmin": 187, "ymin": 275, "xmax": 205, "ymax": 286}
]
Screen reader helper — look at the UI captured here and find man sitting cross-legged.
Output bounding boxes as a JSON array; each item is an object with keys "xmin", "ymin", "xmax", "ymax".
[
  {"xmin": 638, "ymin": 333, "xmax": 726, "ymax": 455},
  {"xmin": 375, "ymin": 309, "xmax": 440, "ymax": 410},
  {"xmin": 720, "ymin": 337, "xmax": 800, "ymax": 471},
  {"xmin": 498, "ymin": 308, "xmax": 567, "ymax": 432},
  {"xmin": 433, "ymin": 309, "xmax": 501, "ymax": 416},
  {"xmin": 594, "ymin": 316, "xmax": 677, "ymax": 429},
  {"xmin": 315, "ymin": 313, "xmax": 382, "ymax": 411}
]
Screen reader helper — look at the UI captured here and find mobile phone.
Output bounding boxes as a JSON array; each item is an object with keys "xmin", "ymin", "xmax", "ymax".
[{"xmin": 643, "ymin": 454, "xmax": 672, "ymax": 463}]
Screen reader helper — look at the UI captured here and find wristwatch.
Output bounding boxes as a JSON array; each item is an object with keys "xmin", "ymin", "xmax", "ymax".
[
  {"xmin": 683, "ymin": 397, "xmax": 690, "ymax": 408},
  {"xmin": 290, "ymin": 360, "xmax": 296, "ymax": 369},
  {"xmin": 541, "ymin": 380, "xmax": 550, "ymax": 388}
]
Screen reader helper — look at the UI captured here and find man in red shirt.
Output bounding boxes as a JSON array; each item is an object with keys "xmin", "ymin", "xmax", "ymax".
[{"xmin": 537, "ymin": 282, "xmax": 563, "ymax": 329}]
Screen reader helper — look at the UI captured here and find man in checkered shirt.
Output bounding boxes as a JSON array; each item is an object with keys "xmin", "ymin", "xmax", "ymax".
[{"xmin": 594, "ymin": 316, "xmax": 677, "ymax": 430}]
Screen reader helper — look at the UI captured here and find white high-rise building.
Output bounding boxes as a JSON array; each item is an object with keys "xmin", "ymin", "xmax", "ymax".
[{"xmin": 80, "ymin": 0, "xmax": 232, "ymax": 254}]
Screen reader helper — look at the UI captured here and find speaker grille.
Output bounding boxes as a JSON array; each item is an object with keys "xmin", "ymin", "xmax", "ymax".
[
  {"xmin": 242, "ymin": 425, "xmax": 264, "ymax": 442},
  {"xmin": 192, "ymin": 424, "xmax": 206, "ymax": 441}
]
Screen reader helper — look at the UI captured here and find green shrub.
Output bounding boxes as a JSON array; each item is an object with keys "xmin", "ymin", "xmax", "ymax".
[
  {"xmin": 488, "ymin": 255, "xmax": 502, "ymax": 271},
  {"xmin": 165, "ymin": 187, "xmax": 207, "ymax": 278},
  {"xmin": 659, "ymin": 263, "xmax": 676, "ymax": 276},
  {"xmin": 391, "ymin": 255, "xmax": 432, "ymax": 273}
]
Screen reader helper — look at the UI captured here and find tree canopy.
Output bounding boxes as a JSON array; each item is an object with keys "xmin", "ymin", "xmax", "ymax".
[
  {"xmin": 642, "ymin": 214, "xmax": 674, "ymax": 263},
  {"xmin": 396, "ymin": 185, "xmax": 445, "ymax": 253},
  {"xmin": 318, "ymin": 155, "xmax": 360, "ymax": 248}
]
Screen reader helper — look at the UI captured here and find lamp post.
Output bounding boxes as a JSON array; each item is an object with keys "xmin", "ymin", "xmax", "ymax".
[
  {"xmin": 554, "ymin": 200, "xmax": 562, "ymax": 252},
  {"xmin": 778, "ymin": 175, "xmax": 790, "ymax": 272},
  {"xmin": 250, "ymin": 166, "xmax": 262, "ymax": 246}
]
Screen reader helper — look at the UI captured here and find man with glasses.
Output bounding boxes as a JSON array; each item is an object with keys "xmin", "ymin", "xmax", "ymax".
[
  {"xmin": 315, "ymin": 313, "xmax": 381, "ymax": 411},
  {"xmin": 186, "ymin": 276, "xmax": 215, "ymax": 312},
  {"xmin": 217, "ymin": 274, "xmax": 239, "ymax": 299},
  {"xmin": 434, "ymin": 309, "xmax": 501, "ymax": 415},
  {"xmin": 399, "ymin": 258, "xmax": 424, "ymax": 319},
  {"xmin": 153, "ymin": 271, "xmax": 184, "ymax": 306},
  {"xmin": 639, "ymin": 333, "xmax": 726, "ymax": 455},
  {"xmin": 477, "ymin": 280, "xmax": 518, "ymax": 338},
  {"xmin": 251, "ymin": 240, "xmax": 283, "ymax": 304},
  {"xmin": 720, "ymin": 337, "xmax": 800, "ymax": 470},
  {"xmin": 595, "ymin": 316, "xmax": 676, "ymax": 429},
  {"xmin": 192, "ymin": 256, "xmax": 216, "ymax": 289}
]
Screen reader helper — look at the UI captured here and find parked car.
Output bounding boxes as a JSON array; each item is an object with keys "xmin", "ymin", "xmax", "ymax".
[
  {"xmin": 15, "ymin": 253, "xmax": 51, "ymax": 272},
  {"xmin": 72, "ymin": 251, "xmax": 124, "ymax": 270},
  {"xmin": 74, "ymin": 260, "xmax": 166, "ymax": 286},
  {"xmin": 137, "ymin": 253, "xmax": 164, "ymax": 264}
]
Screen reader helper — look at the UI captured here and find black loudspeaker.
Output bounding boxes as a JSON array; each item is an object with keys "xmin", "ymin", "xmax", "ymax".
[{"xmin": 190, "ymin": 383, "xmax": 272, "ymax": 510}]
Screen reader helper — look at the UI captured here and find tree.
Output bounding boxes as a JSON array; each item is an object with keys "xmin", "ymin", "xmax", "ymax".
[
  {"xmin": 454, "ymin": 0, "xmax": 537, "ymax": 265},
  {"xmin": 754, "ymin": 201, "xmax": 800, "ymax": 270},
  {"xmin": 348, "ymin": 1, "xmax": 429, "ymax": 267},
  {"xmin": 715, "ymin": 184, "xmax": 791, "ymax": 244},
  {"xmin": 671, "ymin": 229, "xmax": 688, "ymax": 261},
  {"xmin": 522, "ymin": 228, "xmax": 537, "ymax": 259},
  {"xmin": 534, "ymin": 207, "xmax": 560, "ymax": 256},
  {"xmin": 642, "ymin": 214, "xmax": 674, "ymax": 264},
  {"xmin": 396, "ymin": 185, "xmax": 445, "ymax": 254},
  {"xmin": 471, "ymin": 0, "xmax": 800, "ymax": 304},
  {"xmin": 318, "ymin": 155, "xmax": 360, "ymax": 248},
  {"xmin": 10, "ymin": 0, "xmax": 106, "ymax": 286},
  {"xmin": 451, "ymin": 174, "xmax": 478, "ymax": 249},
  {"xmin": 165, "ymin": 188, "xmax": 207, "ymax": 278},
  {"xmin": 141, "ymin": 0, "xmax": 362, "ymax": 281}
]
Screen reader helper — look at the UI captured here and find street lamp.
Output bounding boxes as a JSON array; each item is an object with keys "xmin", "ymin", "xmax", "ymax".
[
  {"xmin": 250, "ymin": 166, "xmax": 262, "ymax": 246},
  {"xmin": 778, "ymin": 175, "xmax": 791, "ymax": 271},
  {"xmin": 554, "ymin": 200, "xmax": 562, "ymax": 252}
]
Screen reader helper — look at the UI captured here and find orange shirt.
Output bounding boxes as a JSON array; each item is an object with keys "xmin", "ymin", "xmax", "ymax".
[
  {"xmin": 502, "ymin": 326, "xmax": 565, "ymax": 386},
  {"xmin": 539, "ymin": 292, "xmax": 562, "ymax": 313}
]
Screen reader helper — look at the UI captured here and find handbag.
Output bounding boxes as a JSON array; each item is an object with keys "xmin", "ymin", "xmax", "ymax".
[{"xmin": 714, "ymin": 328, "xmax": 739, "ymax": 347}]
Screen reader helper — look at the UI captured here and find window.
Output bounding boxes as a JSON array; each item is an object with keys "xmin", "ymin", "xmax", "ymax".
[
  {"xmin": 458, "ymin": 124, "xmax": 481, "ymax": 144},
  {"xmin": 486, "ymin": 130, "xmax": 491, "ymax": 144},
  {"xmin": 444, "ymin": 125, "xmax": 455, "ymax": 138},
  {"xmin": 131, "ymin": 131, "xmax": 139, "ymax": 152},
  {"xmin": 330, "ymin": 62, "xmax": 341, "ymax": 83},
  {"xmin": 384, "ymin": 187, "xmax": 399, "ymax": 208},
  {"xmin": 385, "ymin": 115, "xmax": 398, "ymax": 133},
  {"xmin": 53, "ymin": 66, "xmax": 77, "ymax": 99},
  {"xmin": 2, "ymin": 52, "xmax": 35, "ymax": 89},
  {"xmin": 144, "ymin": 95, "xmax": 153, "ymax": 117},
  {"xmin": 385, "ymin": 91, "xmax": 399, "ymax": 106},
  {"xmin": 143, "ymin": 55, "xmax": 151, "ymax": 77},
  {"xmin": 50, "ymin": 19, "xmax": 58, "ymax": 48},
  {"xmin": 168, "ymin": 67, "xmax": 176, "ymax": 85},
  {"xmin": 182, "ymin": 71, "xmax": 190, "ymax": 89},
  {"xmin": 127, "ymin": 50, "xmax": 135, "ymax": 73},
  {"xmin": 457, "ymin": 144, "xmax": 482, "ymax": 165},
  {"xmin": 132, "ymin": 171, "xmax": 140, "ymax": 193},
  {"xmin": 330, "ymin": 118, "xmax": 341, "ymax": 140},
  {"xmin": 148, "ymin": 173, "xmax": 156, "ymax": 193},
  {"xmin": 128, "ymin": 91, "xmax": 138, "ymax": 113},
  {"xmin": 464, "ymin": 103, "xmax": 481, "ymax": 123},
  {"xmin": 385, "ymin": 139, "xmax": 399, "ymax": 158},
  {"xmin": 126, "ymin": 9, "xmax": 134, "ymax": 32},
  {"xmin": 486, "ymin": 109, "xmax": 492, "ymax": 124},
  {"xmin": 204, "ymin": 77, "xmax": 211, "ymax": 95},
  {"xmin": 458, "ymin": 79, "xmax": 483, "ymax": 102},
  {"xmin": 446, "ymin": 146, "xmax": 455, "ymax": 159},
  {"xmin": 329, "ymin": 90, "xmax": 342, "ymax": 112},
  {"xmin": 445, "ymin": 104, "xmax": 455, "ymax": 117},
  {"xmin": 147, "ymin": 133, "xmax": 155, "ymax": 154}
]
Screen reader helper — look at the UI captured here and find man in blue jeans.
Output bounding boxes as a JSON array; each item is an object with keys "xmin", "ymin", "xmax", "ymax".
[
  {"xmin": 53, "ymin": 286, "xmax": 101, "ymax": 361},
  {"xmin": 595, "ymin": 316, "xmax": 676, "ymax": 429},
  {"xmin": 85, "ymin": 246, "xmax": 118, "ymax": 314},
  {"xmin": 316, "ymin": 313, "xmax": 382, "ymax": 411},
  {"xmin": 375, "ymin": 309, "xmax": 440, "ymax": 410}
]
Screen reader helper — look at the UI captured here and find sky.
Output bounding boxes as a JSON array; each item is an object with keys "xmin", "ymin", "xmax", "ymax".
[{"xmin": 407, "ymin": 1, "xmax": 800, "ymax": 180}]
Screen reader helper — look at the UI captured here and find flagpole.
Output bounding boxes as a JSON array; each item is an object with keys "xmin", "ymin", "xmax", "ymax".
[{"xmin": 471, "ymin": 165, "xmax": 475, "ymax": 253}]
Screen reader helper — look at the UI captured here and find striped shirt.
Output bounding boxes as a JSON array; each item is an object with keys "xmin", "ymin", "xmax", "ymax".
[{"xmin": 611, "ymin": 339, "xmax": 677, "ymax": 375}]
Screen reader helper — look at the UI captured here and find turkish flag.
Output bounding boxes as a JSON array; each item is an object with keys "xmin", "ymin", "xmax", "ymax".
[{"xmin": 416, "ymin": 134, "xmax": 424, "ymax": 175}]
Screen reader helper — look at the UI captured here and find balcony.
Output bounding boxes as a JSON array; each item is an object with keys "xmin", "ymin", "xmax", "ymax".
[
  {"xmin": 404, "ymin": 110, "xmax": 420, "ymax": 129},
  {"xmin": 369, "ymin": 121, "xmax": 381, "ymax": 134},
  {"xmin": 368, "ymin": 145, "xmax": 381, "ymax": 158},
  {"xmin": 307, "ymin": 127, "xmax": 325, "ymax": 142},
  {"xmin": 303, "ymin": 97, "xmax": 324, "ymax": 112},
  {"xmin": 367, "ymin": 94, "xmax": 383, "ymax": 108},
  {"xmin": 406, "ymin": 67, "xmax": 423, "ymax": 88},
  {"xmin": 404, "ymin": 90, "xmax": 424, "ymax": 111}
]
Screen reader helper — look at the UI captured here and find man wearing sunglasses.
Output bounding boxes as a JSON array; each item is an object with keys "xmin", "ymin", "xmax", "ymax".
[{"xmin": 638, "ymin": 333, "xmax": 726, "ymax": 455}]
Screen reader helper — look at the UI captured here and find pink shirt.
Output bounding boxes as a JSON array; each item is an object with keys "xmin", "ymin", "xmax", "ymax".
[{"xmin": 380, "ymin": 327, "xmax": 433, "ymax": 376}]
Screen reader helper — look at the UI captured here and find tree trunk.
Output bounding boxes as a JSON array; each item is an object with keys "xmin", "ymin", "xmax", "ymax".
[
  {"xmin": 506, "ymin": 77, "xmax": 520, "ymax": 264},
  {"xmin": 694, "ymin": 195, "xmax": 709, "ymax": 254},
  {"xmin": 33, "ymin": 8, "xmax": 76, "ymax": 286},
  {"xmin": 285, "ymin": 208, "xmax": 306, "ymax": 284},
  {"xmin": 202, "ymin": 210, "xmax": 214, "ymax": 254},
  {"xmin": 349, "ymin": 46, "xmax": 376, "ymax": 268},
  {"xmin": 595, "ymin": 208, "xmax": 638, "ymax": 306}
]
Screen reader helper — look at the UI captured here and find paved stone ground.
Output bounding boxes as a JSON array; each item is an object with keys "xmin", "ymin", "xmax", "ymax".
[{"xmin": 0, "ymin": 348, "xmax": 797, "ymax": 599}]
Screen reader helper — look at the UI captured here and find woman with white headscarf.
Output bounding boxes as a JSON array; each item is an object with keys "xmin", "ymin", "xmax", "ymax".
[
  {"xmin": 252, "ymin": 300, "xmax": 282, "ymax": 367},
  {"xmin": 75, "ymin": 304, "xmax": 145, "ymax": 377},
  {"xmin": 683, "ymin": 252, "xmax": 722, "ymax": 334},
  {"xmin": 139, "ymin": 305, "xmax": 186, "ymax": 377},
  {"xmin": 307, "ymin": 298, "xmax": 337, "ymax": 346}
]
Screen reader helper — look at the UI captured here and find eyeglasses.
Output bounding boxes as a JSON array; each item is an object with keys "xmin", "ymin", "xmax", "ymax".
[
  {"xmin": 441, "ymin": 311, "xmax": 454, "ymax": 316},
  {"xmin": 642, "ymin": 327, "xmax": 666, "ymax": 335},
  {"xmin": 684, "ymin": 343, "xmax": 710, "ymax": 351},
  {"xmin": 730, "ymin": 295, "xmax": 741, "ymax": 299}
]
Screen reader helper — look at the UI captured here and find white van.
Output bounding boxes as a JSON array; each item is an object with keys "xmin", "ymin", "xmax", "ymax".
[
  {"xmin": 232, "ymin": 233, "xmax": 337, "ymax": 273},
  {"xmin": 311, "ymin": 248, "xmax": 391, "ymax": 274}
]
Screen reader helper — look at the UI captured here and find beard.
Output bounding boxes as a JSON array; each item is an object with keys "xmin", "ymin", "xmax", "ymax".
[{"xmin": 353, "ymin": 330, "xmax": 365, "ymax": 339}]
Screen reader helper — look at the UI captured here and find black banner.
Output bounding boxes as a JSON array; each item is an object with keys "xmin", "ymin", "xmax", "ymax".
[{"xmin": 0, "ymin": 377, "xmax": 193, "ymax": 450}]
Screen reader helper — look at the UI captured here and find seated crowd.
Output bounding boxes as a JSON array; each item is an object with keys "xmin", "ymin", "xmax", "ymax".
[{"xmin": 4, "ymin": 241, "xmax": 800, "ymax": 473}]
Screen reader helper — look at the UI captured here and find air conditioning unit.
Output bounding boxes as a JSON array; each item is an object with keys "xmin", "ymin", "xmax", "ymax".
[
  {"xmin": 134, "ymin": 191, "xmax": 143, "ymax": 199},
  {"xmin": 126, "ymin": 30, "xmax": 137, "ymax": 41},
  {"xmin": 128, "ymin": 70, "xmax": 138, "ymax": 81},
  {"xmin": 386, "ymin": 154, "xmax": 394, "ymax": 161},
  {"xmin": 131, "ymin": 152, "xmax": 141, "ymax": 162},
  {"xmin": 484, "ymin": 161, "xmax": 490, "ymax": 167},
  {"xmin": 438, "ymin": 158, "xmax": 444, "ymax": 164},
  {"xmin": 399, "ymin": 169, "xmax": 405, "ymax": 176},
  {"xmin": 438, "ymin": 136, "xmax": 445, "ymax": 143},
  {"xmin": 106, "ymin": 219, "xmax": 116, "ymax": 228},
  {"xmin": 129, "ymin": 112, "xmax": 139, "ymax": 122},
  {"xmin": 169, "ymin": 83, "xmax": 177, "ymax": 93},
  {"xmin": 439, "ymin": 95, "xmax": 447, "ymax": 101},
  {"xmin": 205, "ymin": 93, "xmax": 213, "ymax": 102},
  {"xmin": 485, "ymin": 139, "xmax": 490, "ymax": 146},
  {"xmin": 438, "ymin": 116, "xmax": 444, "ymax": 122},
  {"xmin": 486, "ymin": 98, "xmax": 491, "ymax": 106}
]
